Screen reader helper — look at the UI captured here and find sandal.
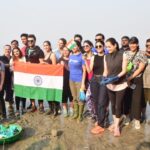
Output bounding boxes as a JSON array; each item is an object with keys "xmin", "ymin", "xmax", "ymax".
[{"xmin": 91, "ymin": 126, "xmax": 105, "ymax": 134}]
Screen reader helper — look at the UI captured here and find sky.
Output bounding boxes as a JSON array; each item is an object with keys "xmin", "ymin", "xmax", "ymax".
[{"xmin": 0, "ymin": 0, "xmax": 150, "ymax": 54}]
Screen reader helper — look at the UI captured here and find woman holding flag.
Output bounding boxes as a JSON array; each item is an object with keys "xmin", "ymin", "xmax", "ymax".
[
  {"xmin": 43, "ymin": 41, "xmax": 60, "ymax": 117},
  {"xmin": 10, "ymin": 47, "xmax": 26, "ymax": 116}
]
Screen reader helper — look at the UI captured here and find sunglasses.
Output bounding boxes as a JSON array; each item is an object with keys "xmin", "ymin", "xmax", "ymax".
[
  {"xmin": 83, "ymin": 45, "xmax": 90, "ymax": 48},
  {"xmin": 28, "ymin": 40, "xmax": 34, "ymax": 43},
  {"xmin": 95, "ymin": 45, "xmax": 103, "ymax": 48},
  {"xmin": 146, "ymin": 44, "xmax": 150, "ymax": 48}
]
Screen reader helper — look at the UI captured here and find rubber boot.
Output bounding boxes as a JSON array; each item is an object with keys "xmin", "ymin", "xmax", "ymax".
[
  {"xmin": 72, "ymin": 102, "xmax": 79, "ymax": 119},
  {"xmin": 77, "ymin": 104, "xmax": 85, "ymax": 122}
]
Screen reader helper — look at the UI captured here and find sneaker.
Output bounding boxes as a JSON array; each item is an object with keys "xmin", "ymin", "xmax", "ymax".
[
  {"xmin": 63, "ymin": 108, "xmax": 68, "ymax": 117},
  {"xmin": 134, "ymin": 120, "xmax": 141, "ymax": 129},
  {"xmin": 123, "ymin": 116, "xmax": 130, "ymax": 126},
  {"xmin": 69, "ymin": 107, "xmax": 73, "ymax": 117}
]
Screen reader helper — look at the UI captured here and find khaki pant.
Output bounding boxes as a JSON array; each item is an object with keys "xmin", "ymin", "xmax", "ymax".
[
  {"xmin": 69, "ymin": 80, "xmax": 81, "ymax": 104},
  {"xmin": 144, "ymin": 88, "xmax": 150, "ymax": 104}
]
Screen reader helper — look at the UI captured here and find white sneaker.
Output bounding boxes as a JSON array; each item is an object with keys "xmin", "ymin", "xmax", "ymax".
[
  {"xmin": 69, "ymin": 107, "xmax": 74, "ymax": 117},
  {"xmin": 134, "ymin": 120, "xmax": 141, "ymax": 129},
  {"xmin": 123, "ymin": 116, "xmax": 130, "ymax": 126}
]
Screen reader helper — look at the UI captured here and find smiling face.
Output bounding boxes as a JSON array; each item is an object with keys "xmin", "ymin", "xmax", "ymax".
[
  {"xmin": 43, "ymin": 42, "xmax": 51, "ymax": 52},
  {"xmin": 83, "ymin": 43, "xmax": 91, "ymax": 53},
  {"xmin": 58, "ymin": 40, "xmax": 65, "ymax": 50},
  {"xmin": 11, "ymin": 41, "xmax": 18, "ymax": 49},
  {"xmin": 28, "ymin": 37, "xmax": 36, "ymax": 48},
  {"xmin": 72, "ymin": 45, "xmax": 79, "ymax": 54},
  {"xmin": 4, "ymin": 45, "xmax": 11, "ymax": 57},
  {"xmin": 95, "ymin": 42, "xmax": 104, "ymax": 53},
  {"xmin": 129, "ymin": 43, "xmax": 138, "ymax": 52},
  {"xmin": 13, "ymin": 48, "xmax": 20, "ymax": 58},
  {"xmin": 21, "ymin": 36, "xmax": 28, "ymax": 45},
  {"xmin": 106, "ymin": 41, "xmax": 117, "ymax": 53},
  {"xmin": 63, "ymin": 47, "xmax": 70, "ymax": 57}
]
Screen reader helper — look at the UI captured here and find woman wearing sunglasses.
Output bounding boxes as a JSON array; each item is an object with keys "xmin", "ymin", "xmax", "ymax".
[
  {"xmin": 85, "ymin": 40, "xmax": 109, "ymax": 134},
  {"xmin": 82, "ymin": 40, "xmax": 94, "ymax": 118}
]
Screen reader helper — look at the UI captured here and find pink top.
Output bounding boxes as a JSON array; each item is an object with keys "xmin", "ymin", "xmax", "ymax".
[
  {"xmin": 86, "ymin": 59, "xmax": 93, "ymax": 81},
  {"xmin": 21, "ymin": 46, "xmax": 27, "ymax": 56}
]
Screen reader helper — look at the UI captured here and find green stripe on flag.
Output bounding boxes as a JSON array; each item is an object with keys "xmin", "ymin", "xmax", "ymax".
[
  {"xmin": 14, "ymin": 85, "xmax": 62, "ymax": 102},
  {"xmin": 68, "ymin": 42, "xmax": 76, "ymax": 50}
]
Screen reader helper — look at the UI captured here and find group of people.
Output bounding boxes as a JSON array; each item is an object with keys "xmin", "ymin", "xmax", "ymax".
[{"xmin": 0, "ymin": 33, "xmax": 150, "ymax": 137}]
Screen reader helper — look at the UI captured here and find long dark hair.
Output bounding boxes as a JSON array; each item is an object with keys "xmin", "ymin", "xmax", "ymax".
[
  {"xmin": 43, "ymin": 41, "xmax": 52, "ymax": 51},
  {"xmin": 12, "ymin": 47, "xmax": 23, "ymax": 60}
]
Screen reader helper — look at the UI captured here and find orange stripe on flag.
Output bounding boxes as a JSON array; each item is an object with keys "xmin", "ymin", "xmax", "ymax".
[{"xmin": 14, "ymin": 62, "xmax": 63, "ymax": 76}]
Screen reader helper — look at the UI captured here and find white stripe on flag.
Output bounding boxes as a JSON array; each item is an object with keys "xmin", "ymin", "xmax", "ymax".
[{"xmin": 14, "ymin": 72, "xmax": 63, "ymax": 89}]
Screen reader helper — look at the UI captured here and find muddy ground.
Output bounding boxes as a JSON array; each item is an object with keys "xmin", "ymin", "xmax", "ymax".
[{"xmin": 0, "ymin": 110, "xmax": 150, "ymax": 150}]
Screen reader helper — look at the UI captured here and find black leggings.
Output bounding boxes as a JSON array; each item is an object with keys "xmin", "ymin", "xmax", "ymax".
[
  {"xmin": 90, "ymin": 76, "xmax": 109, "ymax": 127},
  {"xmin": 108, "ymin": 88, "xmax": 126, "ymax": 118},
  {"xmin": 130, "ymin": 77, "xmax": 145, "ymax": 120},
  {"xmin": 15, "ymin": 96, "xmax": 26, "ymax": 111}
]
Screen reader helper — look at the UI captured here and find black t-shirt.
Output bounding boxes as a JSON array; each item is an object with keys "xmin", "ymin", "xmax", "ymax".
[
  {"xmin": 26, "ymin": 46, "xmax": 44, "ymax": 63},
  {"xmin": 106, "ymin": 51, "xmax": 123, "ymax": 76},
  {"xmin": 93, "ymin": 55, "xmax": 104, "ymax": 75},
  {"xmin": 106, "ymin": 51, "xmax": 125, "ymax": 84}
]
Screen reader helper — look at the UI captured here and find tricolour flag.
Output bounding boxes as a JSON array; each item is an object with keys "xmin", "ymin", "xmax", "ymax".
[
  {"xmin": 14, "ymin": 62, "xmax": 63, "ymax": 102},
  {"xmin": 66, "ymin": 39, "xmax": 76, "ymax": 50}
]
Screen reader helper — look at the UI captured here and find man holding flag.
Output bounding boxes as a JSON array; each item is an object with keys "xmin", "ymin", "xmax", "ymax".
[{"xmin": 25, "ymin": 34, "xmax": 45, "ymax": 113}]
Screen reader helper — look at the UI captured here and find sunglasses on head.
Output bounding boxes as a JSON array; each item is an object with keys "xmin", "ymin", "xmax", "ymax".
[
  {"xmin": 146, "ymin": 44, "xmax": 150, "ymax": 48},
  {"xmin": 95, "ymin": 45, "xmax": 102, "ymax": 48},
  {"xmin": 28, "ymin": 40, "xmax": 34, "ymax": 43}
]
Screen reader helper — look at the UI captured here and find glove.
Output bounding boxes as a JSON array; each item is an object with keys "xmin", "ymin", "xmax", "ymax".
[
  {"xmin": 100, "ymin": 76, "xmax": 108, "ymax": 85},
  {"xmin": 100, "ymin": 76, "xmax": 119, "ymax": 85},
  {"xmin": 79, "ymin": 90, "xmax": 86, "ymax": 101}
]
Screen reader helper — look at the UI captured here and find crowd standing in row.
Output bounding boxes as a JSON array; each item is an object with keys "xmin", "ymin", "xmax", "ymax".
[{"xmin": 0, "ymin": 33, "xmax": 150, "ymax": 137}]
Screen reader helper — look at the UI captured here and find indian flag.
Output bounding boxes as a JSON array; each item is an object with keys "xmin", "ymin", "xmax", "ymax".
[
  {"xmin": 66, "ymin": 39, "xmax": 76, "ymax": 50},
  {"xmin": 14, "ymin": 62, "xmax": 63, "ymax": 102}
]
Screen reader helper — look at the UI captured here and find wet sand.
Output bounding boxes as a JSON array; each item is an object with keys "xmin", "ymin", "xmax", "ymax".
[{"xmin": 0, "ymin": 111, "xmax": 150, "ymax": 150}]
